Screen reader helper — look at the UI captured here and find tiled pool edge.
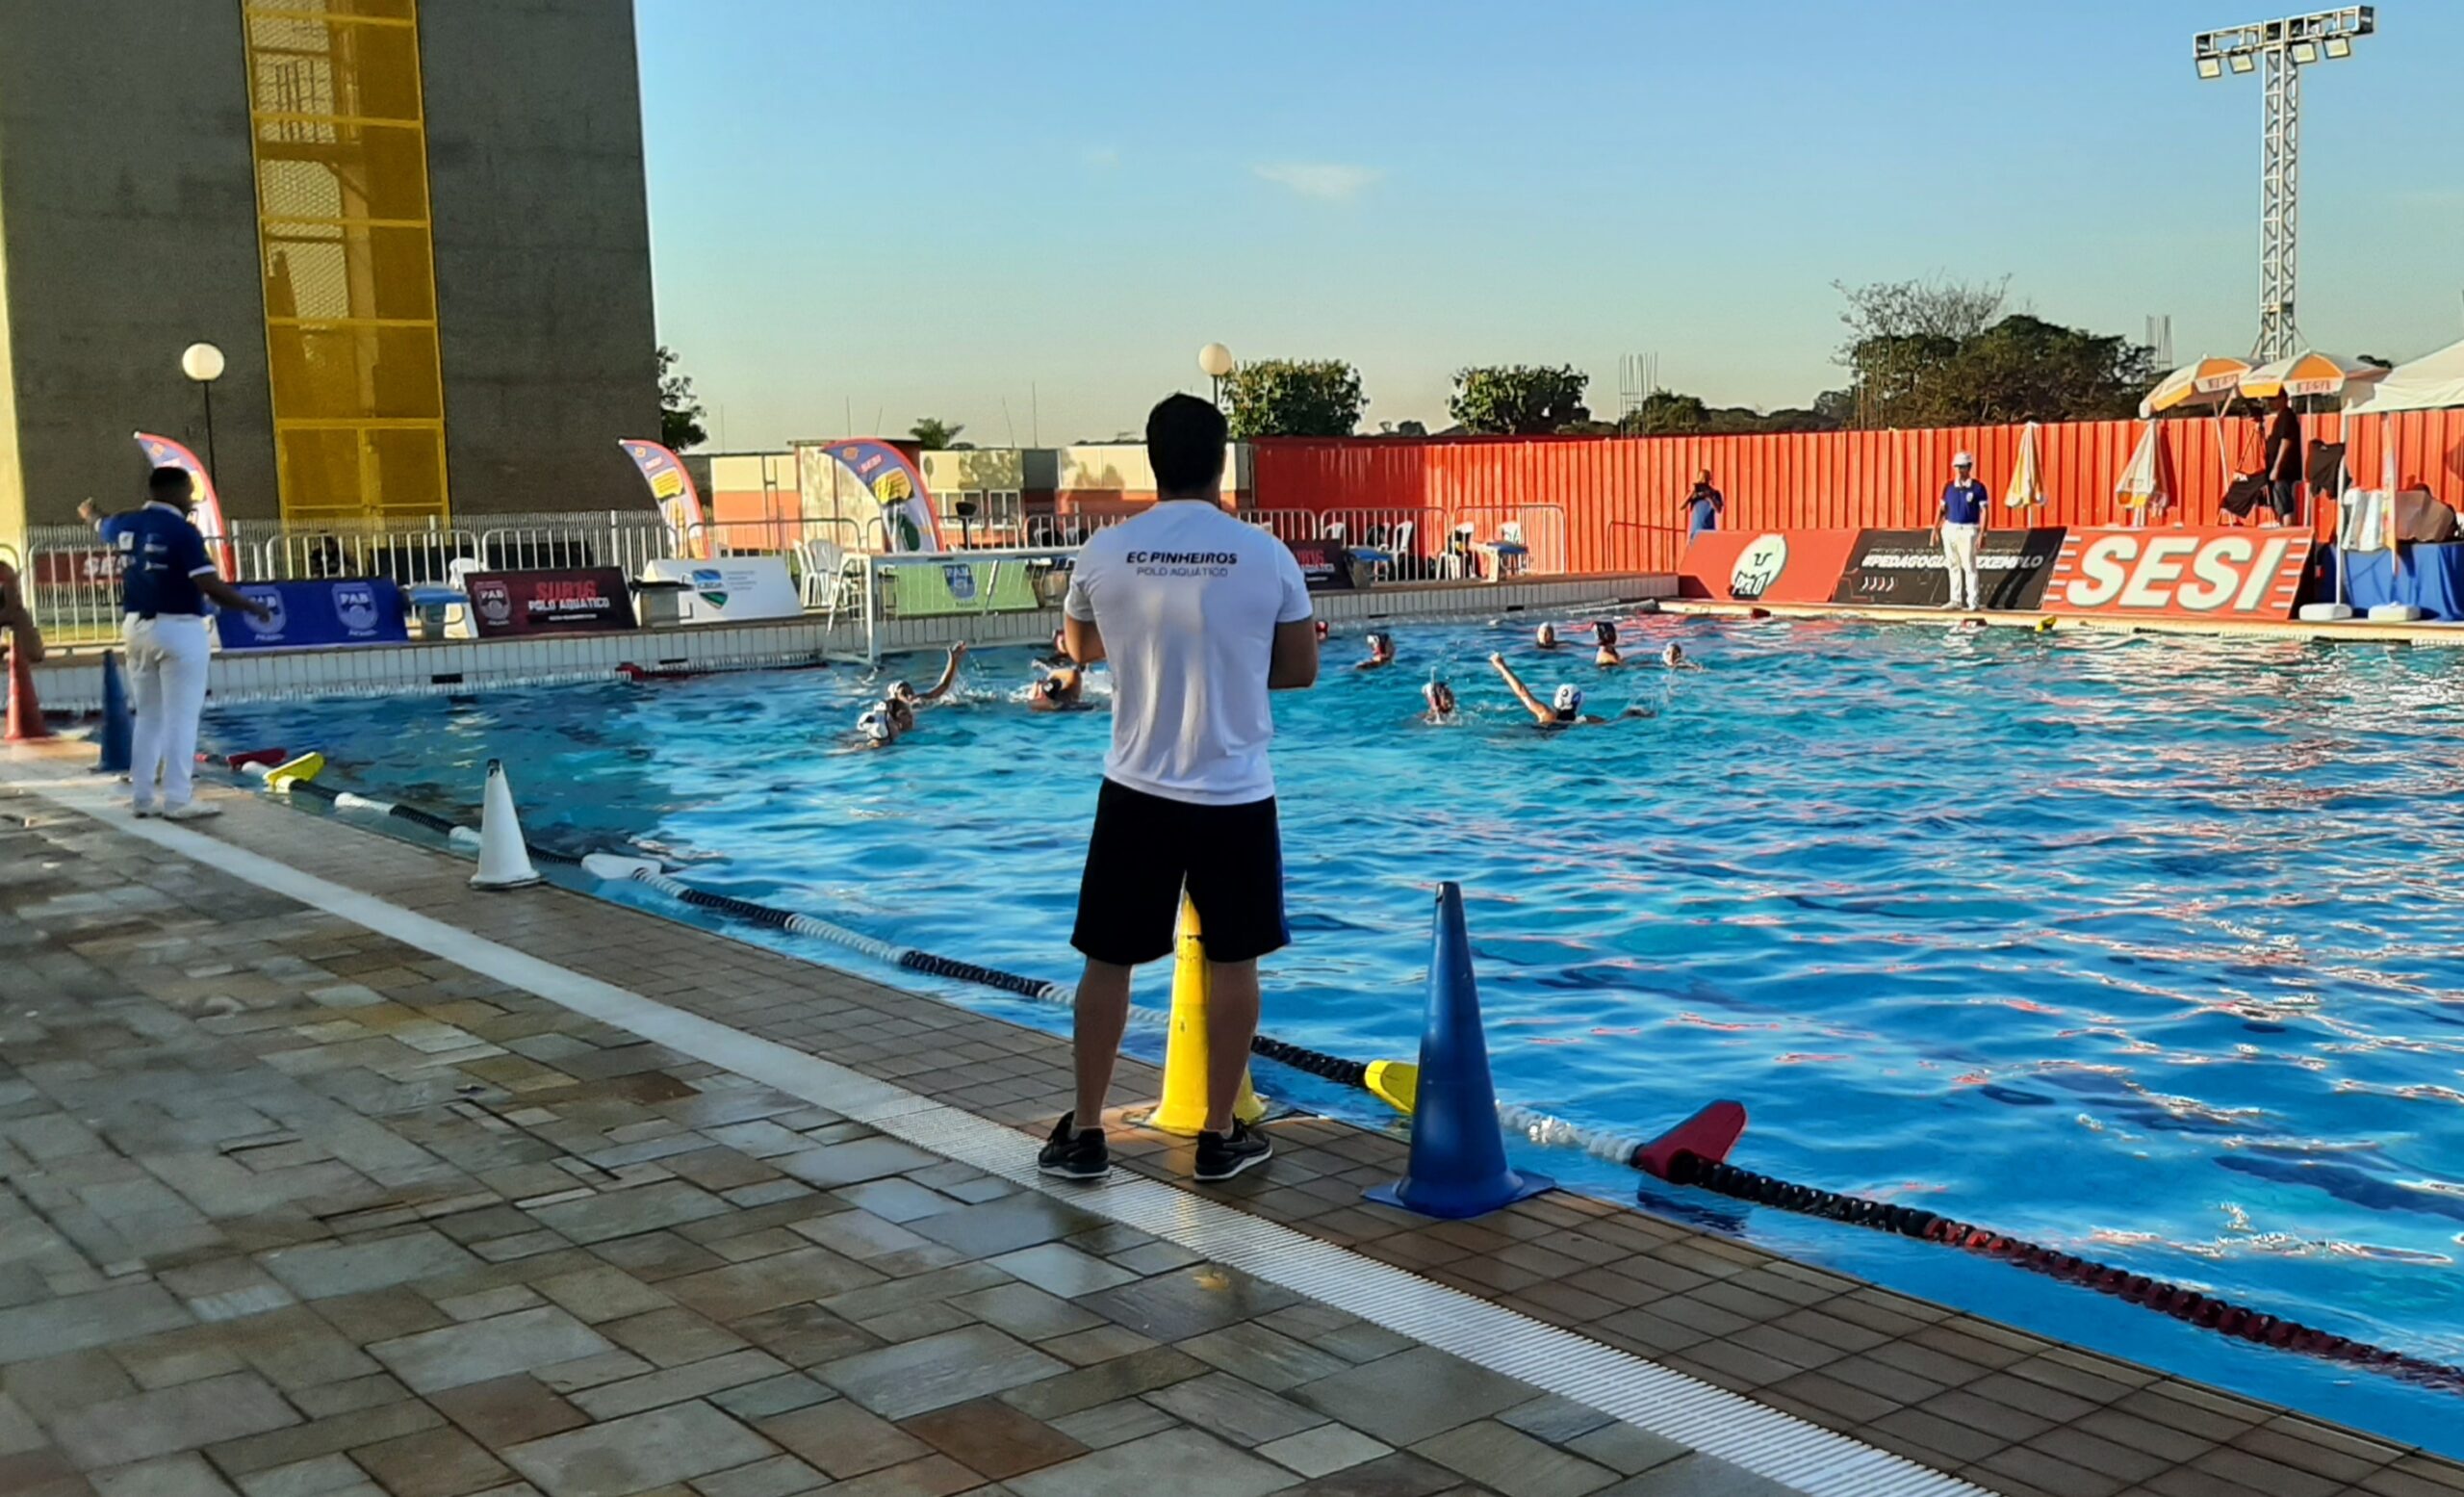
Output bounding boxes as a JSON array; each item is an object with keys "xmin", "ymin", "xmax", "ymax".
[
  {"xmin": 10, "ymin": 760, "xmax": 1975, "ymax": 1497},
  {"xmin": 11, "ymin": 744, "xmax": 2460, "ymax": 1497},
  {"xmin": 28, "ymin": 574, "xmax": 1673, "ymax": 712}
]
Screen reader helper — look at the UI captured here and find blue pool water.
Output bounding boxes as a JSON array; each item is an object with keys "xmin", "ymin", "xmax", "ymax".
[{"xmin": 207, "ymin": 613, "xmax": 2464, "ymax": 1452}]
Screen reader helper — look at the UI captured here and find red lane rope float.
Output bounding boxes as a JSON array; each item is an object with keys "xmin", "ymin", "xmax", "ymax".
[{"xmin": 1652, "ymin": 1149, "xmax": 2464, "ymax": 1393}]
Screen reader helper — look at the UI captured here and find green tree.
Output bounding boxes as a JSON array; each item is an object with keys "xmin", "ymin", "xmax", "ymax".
[
  {"xmin": 1223, "ymin": 359, "xmax": 1366, "ymax": 437},
  {"xmin": 657, "ymin": 346, "xmax": 707, "ymax": 451},
  {"xmin": 1630, "ymin": 389, "xmax": 1709, "ymax": 435},
  {"xmin": 1831, "ymin": 276, "xmax": 2153, "ymax": 427},
  {"xmin": 908, "ymin": 417, "xmax": 966, "ymax": 450},
  {"xmin": 1449, "ymin": 365, "xmax": 1590, "ymax": 434}
]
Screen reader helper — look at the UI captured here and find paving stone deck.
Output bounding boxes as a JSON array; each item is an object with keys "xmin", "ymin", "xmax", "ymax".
[{"xmin": 4, "ymin": 761, "xmax": 2461, "ymax": 1497}]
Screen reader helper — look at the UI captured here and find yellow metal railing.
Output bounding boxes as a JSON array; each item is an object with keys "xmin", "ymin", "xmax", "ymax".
[{"xmin": 242, "ymin": 0, "xmax": 449, "ymax": 526}]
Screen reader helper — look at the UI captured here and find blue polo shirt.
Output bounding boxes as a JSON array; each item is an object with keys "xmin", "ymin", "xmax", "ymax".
[
  {"xmin": 100, "ymin": 502, "xmax": 215, "ymax": 617},
  {"xmin": 1940, "ymin": 478, "xmax": 1989, "ymax": 527}
]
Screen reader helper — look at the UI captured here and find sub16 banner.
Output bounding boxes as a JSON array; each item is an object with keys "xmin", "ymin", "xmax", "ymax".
[
  {"xmin": 819, "ymin": 439, "xmax": 944, "ymax": 553},
  {"xmin": 619, "ymin": 439, "xmax": 708, "ymax": 559},
  {"xmin": 133, "ymin": 431, "xmax": 238, "ymax": 578},
  {"xmin": 219, "ymin": 579, "xmax": 410, "ymax": 651}
]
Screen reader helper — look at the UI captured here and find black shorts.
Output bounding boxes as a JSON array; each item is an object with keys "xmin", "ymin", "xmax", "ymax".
[
  {"xmin": 2269, "ymin": 478, "xmax": 2300, "ymax": 523},
  {"xmin": 1071, "ymin": 779, "xmax": 1288, "ymax": 966}
]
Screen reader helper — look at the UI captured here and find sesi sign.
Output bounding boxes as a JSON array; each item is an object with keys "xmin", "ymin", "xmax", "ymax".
[{"xmin": 2048, "ymin": 529, "xmax": 2313, "ymax": 620}]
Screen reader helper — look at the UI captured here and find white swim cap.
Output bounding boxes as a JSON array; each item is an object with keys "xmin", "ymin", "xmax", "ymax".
[
  {"xmin": 1536, "ymin": 623, "xmax": 1556, "ymax": 642},
  {"xmin": 858, "ymin": 710, "xmax": 892, "ymax": 743},
  {"xmin": 888, "ymin": 680, "xmax": 915, "ymax": 699},
  {"xmin": 1552, "ymin": 684, "xmax": 1583, "ymax": 714}
]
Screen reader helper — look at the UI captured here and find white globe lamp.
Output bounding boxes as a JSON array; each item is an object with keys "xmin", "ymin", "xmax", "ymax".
[{"xmin": 1198, "ymin": 343, "xmax": 1234, "ymax": 406}]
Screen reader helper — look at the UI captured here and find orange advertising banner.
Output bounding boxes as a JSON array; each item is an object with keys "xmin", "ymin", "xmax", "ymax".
[
  {"xmin": 2044, "ymin": 528, "xmax": 2313, "ymax": 621},
  {"xmin": 1678, "ymin": 529, "xmax": 1863, "ymax": 605}
]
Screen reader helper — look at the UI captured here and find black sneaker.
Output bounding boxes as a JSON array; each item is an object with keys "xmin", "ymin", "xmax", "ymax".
[
  {"xmin": 1194, "ymin": 1120, "xmax": 1272, "ymax": 1182},
  {"xmin": 1038, "ymin": 1113, "xmax": 1110, "ymax": 1180}
]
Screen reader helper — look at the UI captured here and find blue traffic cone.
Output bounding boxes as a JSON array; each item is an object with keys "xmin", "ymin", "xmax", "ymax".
[
  {"xmin": 1367, "ymin": 883, "xmax": 1553, "ymax": 1219},
  {"xmin": 97, "ymin": 651, "xmax": 132, "ymax": 774}
]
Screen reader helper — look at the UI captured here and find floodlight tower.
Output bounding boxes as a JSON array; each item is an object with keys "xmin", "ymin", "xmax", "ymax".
[{"xmin": 2193, "ymin": 7, "xmax": 2374, "ymax": 362}]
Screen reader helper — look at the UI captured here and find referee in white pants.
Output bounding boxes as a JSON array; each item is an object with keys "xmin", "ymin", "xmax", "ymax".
[
  {"xmin": 1937, "ymin": 451, "xmax": 1989, "ymax": 611},
  {"xmin": 79, "ymin": 469, "xmax": 270, "ymax": 819}
]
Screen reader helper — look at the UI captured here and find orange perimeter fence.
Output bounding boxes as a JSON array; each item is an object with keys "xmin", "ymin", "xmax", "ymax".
[{"xmin": 1250, "ymin": 410, "xmax": 2464, "ymax": 576}]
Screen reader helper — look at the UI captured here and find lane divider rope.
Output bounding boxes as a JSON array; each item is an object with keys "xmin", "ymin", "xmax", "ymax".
[{"xmin": 1656, "ymin": 1151, "xmax": 2464, "ymax": 1393}]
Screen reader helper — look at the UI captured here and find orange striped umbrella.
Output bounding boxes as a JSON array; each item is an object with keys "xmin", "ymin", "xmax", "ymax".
[
  {"xmin": 2237, "ymin": 351, "xmax": 2391, "ymax": 401},
  {"xmin": 2140, "ymin": 356, "xmax": 2253, "ymax": 417}
]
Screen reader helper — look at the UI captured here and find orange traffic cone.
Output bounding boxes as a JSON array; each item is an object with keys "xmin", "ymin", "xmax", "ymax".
[{"xmin": 5, "ymin": 649, "xmax": 53, "ymax": 742}]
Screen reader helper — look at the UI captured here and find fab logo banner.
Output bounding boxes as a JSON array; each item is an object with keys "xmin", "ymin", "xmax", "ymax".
[
  {"xmin": 619, "ymin": 439, "xmax": 709, "ymax": 559},
  {"xmin": 818, "ymin": 439, "xmax": 945, "ymax": 553}
]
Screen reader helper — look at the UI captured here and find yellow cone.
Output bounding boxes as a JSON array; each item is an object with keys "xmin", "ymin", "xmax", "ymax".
[{"xmin": 1143, "ymin": 895, "xmax": 1266, "ymax": 1136}]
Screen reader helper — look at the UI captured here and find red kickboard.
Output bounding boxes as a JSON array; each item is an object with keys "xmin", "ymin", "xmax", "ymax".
[{"xmin": 1636, "ymin": 1100, "xmax": 1748, "ymax": 1179}]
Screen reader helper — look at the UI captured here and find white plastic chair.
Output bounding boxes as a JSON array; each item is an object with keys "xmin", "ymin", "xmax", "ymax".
[
  {"xmin": 798, "ymin": 537, "xmax": 862, "ymax": 625},
  {"xmin": 1352, "ymin": 519, "xmax": 1412, "ymax": 584},
  {"xmin": 1489, "ymin": 520, "xmax": 1531, "ymax": 580}
]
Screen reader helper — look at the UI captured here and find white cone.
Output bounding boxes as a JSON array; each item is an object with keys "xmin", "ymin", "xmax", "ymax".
[{"xmin": 470, "ymin": 760, "xmax": 542, "ymax": 890}]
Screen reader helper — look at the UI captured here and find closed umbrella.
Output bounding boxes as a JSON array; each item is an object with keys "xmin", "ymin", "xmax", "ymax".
[
  {"xmin": 2115, "ymin": 422, "xmax": 2166, "ymax": 521},
  {"xmin": 2003, "ymin": 422, "xmax": 2044, "ymax": 509}
]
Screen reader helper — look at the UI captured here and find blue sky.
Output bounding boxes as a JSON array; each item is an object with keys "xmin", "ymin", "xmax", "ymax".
[{"xmin": 638, "ymin": 1, "xmax": 2463, "ymax": 450}]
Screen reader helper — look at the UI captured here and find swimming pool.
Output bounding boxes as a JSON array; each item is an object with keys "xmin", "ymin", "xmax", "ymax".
[{"xmin": 207, "ymin": 613, "xmax": 2464, "ymax": 1452}]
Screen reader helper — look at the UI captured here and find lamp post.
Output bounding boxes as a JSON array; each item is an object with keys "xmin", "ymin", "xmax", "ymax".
[
  {"xmin": 1198, "ymin": 343, "xmax": 1234, "ymax": 408},
  {"xmin": 2192, "ymin": 7, "xmax": 2374, "ymax": 362},
  {"xmin": 180, "ymin": 341, "xmax": 226, "ymax": 481}
]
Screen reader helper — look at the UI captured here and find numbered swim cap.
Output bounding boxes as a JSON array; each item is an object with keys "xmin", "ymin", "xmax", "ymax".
[
  {"xmin": 1552, "ymin": 684, "xmax": 1584, "ymax": 715},
  {"xmin": 858, "ymin": 710, "xmax": 892, "ymax": 744}
]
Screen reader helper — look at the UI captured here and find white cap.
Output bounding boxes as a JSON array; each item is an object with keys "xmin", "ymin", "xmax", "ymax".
[
  {"xmin": 1552, "ymin": 684, "xmax": 1583, "ymax": 714},
  {"xmin": 858, "ymin": 710, "xmax": 892, "ymax": 743},
  {"xmin": 1953, "ymin": 451, "xmax": 1975, "ymax": 467}
]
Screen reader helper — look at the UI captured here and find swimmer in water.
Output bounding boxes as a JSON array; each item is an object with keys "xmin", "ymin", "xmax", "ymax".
[
  {"xmin": 855, "ymin": 702, "xmax": 900, "ymax": 749},
  {"xmin": 1593, "ymin": 620, "xmax": 1623, "ymax": 667},
  {"xmin": 1489, "ymin": 653, "xmax": 1606, "ymax": 727},
  {"xmin": 1422, "ymin": 679, "xmax": 1457, "ymax": 724},
  {"xmin": 1534, "ymin": 622, "xmax": 1561, "ymax": 650},
  {"xmin": 1314, "ymin": 619, "xmax": 1330, "ymax": 643},
  {"xmin": 1028, "ymin": 663, "xmax": 1087, "ymax": 712},
  {"xmin": 890, "ymin": 642, "xmax": 968, "ymax": 709},
  {"xmin": 1661, "ymin": 641, "xmax": 1703, "ymax": 670},
  {"xmin": 885, "ymin": 696, "xmax": 916, "ymax": 735},
  {"xmin": 1357, "ymin": 630, "xmax": 1397, "ymax": 670}
]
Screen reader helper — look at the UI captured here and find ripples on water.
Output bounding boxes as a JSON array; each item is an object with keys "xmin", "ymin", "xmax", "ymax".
[{"xmin": 209, "ymin": 614, "xmax": 2464, "ymax": 1450}]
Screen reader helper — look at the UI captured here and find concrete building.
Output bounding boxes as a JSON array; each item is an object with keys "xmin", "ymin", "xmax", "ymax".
[{"xmin": 0, "ymin": 0, "xmax": 657, "ymax": 538}]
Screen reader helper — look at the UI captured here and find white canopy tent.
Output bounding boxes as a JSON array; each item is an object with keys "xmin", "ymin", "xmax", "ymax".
[{"xmin": 2346, "ymin": 338, "xmax": 2464, "ymax": 415}]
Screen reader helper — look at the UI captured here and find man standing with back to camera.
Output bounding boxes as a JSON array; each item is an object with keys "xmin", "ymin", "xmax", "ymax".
[
  {"xmin": 1040, "ymin": 393, "xmax": 1319, "ymax": 1184},
  {"xmin": 79, "ymin": 469, "xmax": 270, "ymax": 818}
]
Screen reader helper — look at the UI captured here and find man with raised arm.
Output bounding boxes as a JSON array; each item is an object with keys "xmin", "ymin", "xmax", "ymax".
[
  {"xmin": 1042, "ymin": 394, "xmax": 1319, "ymax": 1184},
  {"xmin": 1489, "ymin": 652, "xmax": 1607, "ymax": 727},
  {"xmin": 79, "ymin": 469, "xmax": 270, "ymax": 818}
]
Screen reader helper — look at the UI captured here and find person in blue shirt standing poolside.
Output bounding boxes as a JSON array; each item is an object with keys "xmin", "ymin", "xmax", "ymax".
[
  {"xmin": 1936, "ymin": 452, "xmax": 1989, "ymax": 611},
  {"xmin": 1681, "ymin": 470, "xmax": 1725, "ymax": 543},
  {"xmin": 78, "ymin": 468, "xmax": 270, "ymax": 819}
]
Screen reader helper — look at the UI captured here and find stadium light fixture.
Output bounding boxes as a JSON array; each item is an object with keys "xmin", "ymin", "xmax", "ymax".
[{"xmin": 2190, "ymin": 7, "xmax": 2376, "ymax": 361}]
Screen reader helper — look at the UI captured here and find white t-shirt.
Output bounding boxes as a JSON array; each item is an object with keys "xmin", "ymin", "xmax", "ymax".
[{"xmin": 1064, "ymin": 502, "xmax": 1313, "ymax": 806}]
